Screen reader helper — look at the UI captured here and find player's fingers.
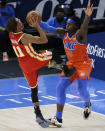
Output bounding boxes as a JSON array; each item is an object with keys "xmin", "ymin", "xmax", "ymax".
[
  {"xmin": 87, "ymin": 2, "xmax": 90, "ymax": 8},
  {"xmin": 29, "ymin": 22, "xmax": 32, "ymax": 27},
  {"xmin": 83, "ymin": 8, "xmax": 86, "ymax": 12},
  {"xmin": 29, "ymin": 19, "xmax": 32, "ymax": 24},
  {"xmin": 30, "ymin": 17, "xmax": 35, "ymax": 23},
  {"xmin": 91, "ymin": 4, "xmax": 93, "ymax": 9},
  {"xmin": 36, "ymin": 16, "xmax": 38, "ymax": 21},
  {"xmin": 29, "ymin": 17, "xmax": 35, "ymax": 26},
  {"xmin": 90, "ymin": 4, "xmax": 93, "ymax": 12}
]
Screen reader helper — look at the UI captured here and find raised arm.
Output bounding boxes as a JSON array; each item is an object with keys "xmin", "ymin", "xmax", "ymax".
[
  {"xmin": 77, "ymin": 2, "xmax": 93, "ymax": 43},
  {"xmin": 21, "ymin": 17, "xmax": 48, "ymax": 45}
]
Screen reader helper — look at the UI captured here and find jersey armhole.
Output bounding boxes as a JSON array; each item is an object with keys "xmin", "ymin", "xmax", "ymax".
[
  {"xmin": 64, "ymin": 32, "xmax": 67, "ymax": 38},
  {"xmin": 18, "ymin": 33, "xmax": 25, "ymax": 44},
  {"xmin": 75, "ymin": 31, "xmax": 85, "ymax": 45}
]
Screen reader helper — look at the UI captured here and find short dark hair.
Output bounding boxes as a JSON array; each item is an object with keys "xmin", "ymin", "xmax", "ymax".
[
  {"xmin": 0, "ymin": 0, "xmax": 7, "ymax": 3},
  {"xmin": 6, "ymin": 17, "xmax": 17, "ymax": 32},
  {"xmin": 69, "ymin": 15, "xmax": 81, "ymax": 28},
  {"xmin": 53, "ymin": 6, "xmax": 65, "ymax": 16}
]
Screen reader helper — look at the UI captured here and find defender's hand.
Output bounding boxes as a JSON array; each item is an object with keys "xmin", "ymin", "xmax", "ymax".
[
  {"xmin": 62, "ymin": 65, "xmax": 76, "ymax": 77},
  {"xmin": 84, "ymin": 2, "xmax": 93, "ymax": 17},
  {"xmin": 56, "ymin": 28, "xmax": 66, "ymax": 37}
]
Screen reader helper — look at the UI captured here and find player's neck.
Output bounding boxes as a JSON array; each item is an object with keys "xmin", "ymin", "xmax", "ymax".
[
  {"xmin": 0, "ymin": 4, "xmax": 6, "ymax": 8},
  {"xmin": 68, "ymin": 30, "xmax": 77, "ymax": 37}
]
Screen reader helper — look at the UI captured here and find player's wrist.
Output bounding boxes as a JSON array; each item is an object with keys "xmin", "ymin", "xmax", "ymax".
[{"xmin": 85, "ymin": 14, "xmax": 91, "ymax": 17}]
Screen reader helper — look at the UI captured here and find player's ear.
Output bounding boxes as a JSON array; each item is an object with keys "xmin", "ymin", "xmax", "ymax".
[
  {"xmin": 16, "ymin": 23, "xmax": 21, "ymax": 32},
  {"xmin": 16, "ymin": 24, "xmax": 18, "ymax": 32}
]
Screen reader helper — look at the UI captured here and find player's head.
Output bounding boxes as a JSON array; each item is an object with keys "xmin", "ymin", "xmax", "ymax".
[
  {"xmin": 53, "ymin": 7, "xmax": 65, "ymax": 23},
  {"xmin": 66, "ymin": 15, "xmax": 81, "ymax": 33},
  {"xmin": 6, "ymin": 17, "xmax": 24, "ymax": 33}
]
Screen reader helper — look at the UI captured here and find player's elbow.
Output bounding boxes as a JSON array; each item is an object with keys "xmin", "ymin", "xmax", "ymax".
[
  {"xmin": 43, "ymin": 38, "xmax": 48, "ymax": 43},
  {"xmin": 41, "ymin": 37, "xmax": 48, "ymax": 43},
  {"xmin": 38, "ymin": 38, "xmax": 48, "ymax": 44}
]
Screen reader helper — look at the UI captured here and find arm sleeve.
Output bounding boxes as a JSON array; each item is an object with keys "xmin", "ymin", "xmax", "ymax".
[
  {"xmin": 46, "ymin": 18, "xmax": 53, "ymax": 26},
  {"xmin": 39, "ymin": 21, "xmax": 56, "ymax": 34},
  {"xmin": 8, "ymin": 6, "xmax": 15, "ymax": 17}
]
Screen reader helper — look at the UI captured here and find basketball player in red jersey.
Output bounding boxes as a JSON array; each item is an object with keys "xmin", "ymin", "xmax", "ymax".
[
  {"xmin": 47, "ymin": 2, "xmax": 93, "ymax": 127},
  {"xmin": 6, "ymin": 17, "xmax": 54, "ymax": 128},
  {"xmin": 6, "ymin": 14, "xmax": 72, "ymax": 128}
]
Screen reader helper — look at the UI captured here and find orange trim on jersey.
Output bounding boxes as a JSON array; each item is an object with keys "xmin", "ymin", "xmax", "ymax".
[
  {"xmin": 12, "ymin": 31, "xmax": 23, "ymax": 34},
  {"xmin": 11, "ymin": 32, "xmax": 24, "ymax": 43},
  {"xmin": 18, "ymin": 33, "xmax": 25, "ymax": 42},
  {"xmin": 29, "ymin": 44, "xmax": 52, "ymax": 57},
  {"xmin": 10, "ymin": 31, "xmax": 52, "ymax": 61}
]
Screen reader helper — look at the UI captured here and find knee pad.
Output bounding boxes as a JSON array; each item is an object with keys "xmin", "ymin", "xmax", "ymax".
[{"xmin": 31, "ymin": 86, "xmax": 39, "ymax": 103}]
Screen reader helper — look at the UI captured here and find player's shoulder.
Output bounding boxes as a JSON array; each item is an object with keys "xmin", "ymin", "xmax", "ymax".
[
  {"xmin": 12, "ymin": 32, "xmax": 24, "ymax": 41},
  {"xmin": 6, "ymin": 4, "xmax": 14, "ymax": 10},
  {"xmin": 64, "ymin": 32, "xmax": 69, "ymax": 39},
  {"xmin": 48, "ymin": 17, "xmax": 56, "ymax": 21},
  {"xmin": 15, "ymin": 32, "xmax": 24, "ymax": 36}
]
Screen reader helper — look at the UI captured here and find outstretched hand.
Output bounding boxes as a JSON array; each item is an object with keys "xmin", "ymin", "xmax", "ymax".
[
  {"xmin": 84, "ymin": 2, "xmax": 93, "ymax": 17},
  {"xmin": 56, "ymin": 28, "xmax": 66, "ymax": 38}
]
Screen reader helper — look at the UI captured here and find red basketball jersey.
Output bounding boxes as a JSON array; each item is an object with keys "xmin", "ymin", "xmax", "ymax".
[{"xmin": 9, "ymin": 32, "xmax": 52, "ymax": 73}]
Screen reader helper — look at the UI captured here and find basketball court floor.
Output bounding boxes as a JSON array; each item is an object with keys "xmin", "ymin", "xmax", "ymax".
[{"xmin": 0, "ymin": 73, "xmax": 105, "ymax": 131}]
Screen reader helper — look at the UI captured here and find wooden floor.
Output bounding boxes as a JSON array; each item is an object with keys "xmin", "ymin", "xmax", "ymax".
[{"xmin": 0, "ymin": 104, "xmax": 105, "ymax": 131}]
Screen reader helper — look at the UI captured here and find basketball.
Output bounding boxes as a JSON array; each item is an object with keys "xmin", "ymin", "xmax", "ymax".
[{"xmin": 26, "ymin": 10, "xmax": 42, "ymax": 24}]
